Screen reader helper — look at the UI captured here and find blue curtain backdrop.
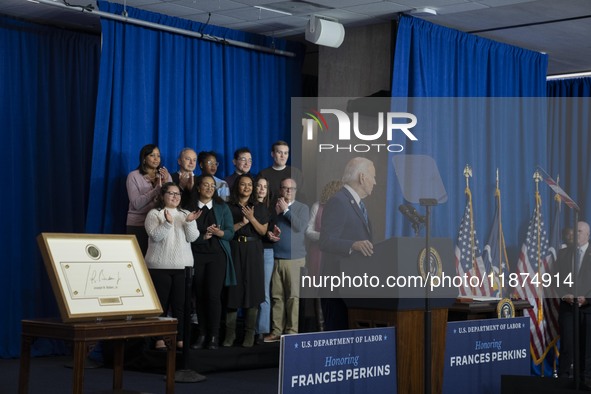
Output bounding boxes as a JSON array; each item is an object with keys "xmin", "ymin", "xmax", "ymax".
[
  {"xmin": 546, "ymin": 77, "xmax": 591, "ymax": 377},
  {"xmin": 0, "ymin": 16, "xmax": 100, "ymax": 358},
  {"xmin": 386, "ymin": 16, "xmax": 549, "ymax": 258},
  {"xmin": 85, "ymin": 1, "xmax": 303, "ymax": 234},
  {"xmin": 547, "ymin": 78, "xmax": 591, "ymax": 226}
]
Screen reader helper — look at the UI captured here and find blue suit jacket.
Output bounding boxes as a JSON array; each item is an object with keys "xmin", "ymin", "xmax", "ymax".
[
  {"xmin": 319, "ymin": 187, "xmax": 372, "ymax": 262},
  {"xmin": 556, "ymin": 245, "xmax": 591, "ymax": 312}
]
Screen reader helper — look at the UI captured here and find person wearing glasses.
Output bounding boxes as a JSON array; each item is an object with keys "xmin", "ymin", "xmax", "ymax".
[
  {"xmin": 126, "ymin": 144, "xmax": 172, "ymax": 255},
  {"xmin": 188, "ymin": 175, "xmax": 235, "ymax": 350},
  {"xmin": 144, "ymin": 182, "xmax": 201, "ymax": 350},
  {"xmin": 224, "ymin": 174, "xmax": 269, "ymax": 347},
  {"xmin": 264, "ymin": 178, "xmax": 309, "ymax": 343},
  {"xmin": 198, "ymin": 151, "xmax": 230, "ymax": 201},
  {"xmin": 225, "ymin": 147, "xmax": 254, "ymax": 190},
  {"xmin": 259, "ymin": 141, "xmax": 304, "ymax": 203}
]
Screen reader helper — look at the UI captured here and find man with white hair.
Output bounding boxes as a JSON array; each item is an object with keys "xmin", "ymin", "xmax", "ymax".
[{"xmin": 319, "ymin": 157, "xmax": 376, "ymax": 330}]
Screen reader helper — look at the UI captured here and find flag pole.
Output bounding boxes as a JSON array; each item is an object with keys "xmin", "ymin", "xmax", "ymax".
[
  {"xmin": 533, "ymin": 170, "xmax": 544, "ymax": 325},
  {"xmin": 496, "ymin": 169, "xmax": 502, "ymax": 298},
  {"xmin": 464, "ymin": 165, "xmax": 476, "ymax": 296}
]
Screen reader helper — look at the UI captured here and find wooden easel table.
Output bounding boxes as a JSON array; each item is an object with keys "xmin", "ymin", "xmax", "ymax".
[{"xmin": 18, "ymin": 317, "xmax": 177, "ymax": 394}]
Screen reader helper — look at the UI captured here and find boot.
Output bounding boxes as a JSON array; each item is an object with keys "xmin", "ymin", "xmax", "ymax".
[
  {"xmin": 242, "ymin": 308, "xmax": 258, "ymax": 348},
  {"xmin": 207, "ymin": 336, "xmax": 218, "ymax": 350},
  {"xmin": 190, "ymin": 335, "xmax": 206, "ymax": 350},
  {"xmin": 222, "ymin": 311, "xmax": 237, "ymax": 347}
]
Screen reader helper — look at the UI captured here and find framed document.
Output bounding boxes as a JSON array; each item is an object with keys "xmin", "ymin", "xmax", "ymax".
[{"xmin": 37, "ymin": 233, "xmax": 163, "ymax": 322}]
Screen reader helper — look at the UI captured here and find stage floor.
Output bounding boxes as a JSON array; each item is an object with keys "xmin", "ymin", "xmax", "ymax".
[
  {"xmin": 2, "ymin": 353, "xmax": 279, "ymax": 394},
  {"xmin": 102, "ymin": 337, "xmax": 281, "ymax": 375}
]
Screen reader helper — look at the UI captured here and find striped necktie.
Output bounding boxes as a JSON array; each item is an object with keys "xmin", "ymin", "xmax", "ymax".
[{"xmin": 359, "ymin": 200, "xmax": 368, "ymax": 224}]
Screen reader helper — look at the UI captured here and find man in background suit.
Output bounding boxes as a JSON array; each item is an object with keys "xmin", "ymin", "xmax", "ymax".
[
  {"xmin": 319, "ymin": 157, "xmax": 375, "ymax": 331},
  {"xmin": 556, "ymin": 221, "xmax": 591, "ymax": 386}
]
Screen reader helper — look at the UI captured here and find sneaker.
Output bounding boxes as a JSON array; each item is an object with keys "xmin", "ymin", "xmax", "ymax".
[{"xmin": 263, "ymin": 334, "xmax": 281, "ymax": 343}]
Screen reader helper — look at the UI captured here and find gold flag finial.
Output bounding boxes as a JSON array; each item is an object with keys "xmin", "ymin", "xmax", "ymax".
[
  {"xmin": 464, "ymin": 165, "xmax": 472, "ymax": 190},
  {"xmin": 533, "ymin": 170, "xmax": 542, "ymax": 194}
]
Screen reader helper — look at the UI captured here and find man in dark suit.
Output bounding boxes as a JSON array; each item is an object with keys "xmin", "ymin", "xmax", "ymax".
[
  {"xmin": 556, "ymin": 221, "xmax": 591, "ymax": 386},
  {"xmin": 319, "ymin": 157, "xmax": 375, "ymax": 331}
]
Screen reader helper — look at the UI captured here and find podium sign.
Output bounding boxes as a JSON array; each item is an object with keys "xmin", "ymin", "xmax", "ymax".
[
  {"xmin": 443, "ymin": 317, "xmax": 530, "ymax": 394},
  {"xmin": 279, "ymin": 327, "xmax": 397, "ymax": 393}
]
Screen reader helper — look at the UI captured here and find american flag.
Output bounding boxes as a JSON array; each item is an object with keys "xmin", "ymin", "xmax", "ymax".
[
  {"xmin": 483, "ymin": 189, "xmax": 511, "ymax": 298},
  {"xmin": 537, "ymin": 167, "xmax": 579, "ymax": 211},
  {"xmin": 539, "ymin": 196, "xmax": 561, "ymax": 366},
  {"xmin": 514, "ymin": 193, "xmax": 554, "ymax": 364},
  {"xmin": 454, "ymin": 189, "xmax": 492, "ymax": 296}
]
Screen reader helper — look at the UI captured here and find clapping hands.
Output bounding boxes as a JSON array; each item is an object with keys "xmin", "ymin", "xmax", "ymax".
[
  {"xmin": 275, "ymin": 197, "xmax": 288, "ymax": 215},
  {"xmin": 267, "ymin": 225, "xmax": 281, "ymax": 242},
  {"xmin": 185, "ymin": 210, "xmax": 202, "ymax": 222}
]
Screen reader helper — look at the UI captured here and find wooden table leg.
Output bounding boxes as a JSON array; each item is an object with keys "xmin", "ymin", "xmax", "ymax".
[
  {"xmin": 165, "ymin": 334, "xmax": 176, "ymax": 394},
  {"xmin": 18, "ymin": 335, "xmax": 32, "ymax": 394},
  {"xmin": 72, "ymin": 341, "xmax": 86, "ymax": 394},
  {"xmin": 112, "ymin": 339, "xmax": 124, "ymax": 390}
]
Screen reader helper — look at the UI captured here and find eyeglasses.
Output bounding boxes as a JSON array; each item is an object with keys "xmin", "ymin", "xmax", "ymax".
[
  {"xmin": 205, "ymin": 161, "xmax": 219, "ymax": 167},
  {"xmin": 237, "ymin": 157, "xmax": 252, "ymax": 163},
  {"xmin": 165, "ymin": 192, "xmax": 181, "ymax": 197},
  {"xmin": 280, "ymin": 186, "xmax": 297, "ymax": 191}
]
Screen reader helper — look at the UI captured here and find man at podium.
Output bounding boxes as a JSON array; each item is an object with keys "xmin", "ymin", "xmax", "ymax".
[{"xmin": 320, "ymin": 157, "xmax": 376, "ymax": 331}]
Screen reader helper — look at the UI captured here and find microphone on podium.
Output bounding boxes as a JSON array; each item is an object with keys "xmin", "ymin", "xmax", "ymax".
[{"xmin": 398, "ymin": 204, "xmax": 425, "ymax": 235}]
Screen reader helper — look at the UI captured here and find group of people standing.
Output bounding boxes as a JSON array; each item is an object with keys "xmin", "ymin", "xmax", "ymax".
[
  {"xmin": 125, "ymin": 140, "xmax": 591, "ymax": 388},
  {"xmin": 125, "ymin": 141, "xmax": 319, "ymax": 351}
]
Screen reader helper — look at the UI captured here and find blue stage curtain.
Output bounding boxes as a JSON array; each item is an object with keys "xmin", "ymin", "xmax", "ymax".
[
  {"xmin": 86, "ymin": 1, "xmax": 303, "ymax": 234},
  {"xmin": 548, "ymin": 78, "xmax": 591, "ymax": 221},
  {"xmin": 547, "ymin": 77, "xmax": 591, "ymax": 226},
  {"xmin": 545, "ymin": 77, "xmax": 591, "ymax": 381},
  {"xmin": 0, "ymin": 16, "xmax": 100, "ymax": 357},
  {"xmin": 386, "ymin": 16, "xmax": 548, "ymax": 256},
  {"xmin": 547, "ymin": 76, "xmax": 591, "ymax": 223}
]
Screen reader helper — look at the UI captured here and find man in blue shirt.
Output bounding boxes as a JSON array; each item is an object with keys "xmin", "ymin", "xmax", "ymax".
[{"xmin": 264, "ymin": 178, "xmax": 309, "ymax": 342}]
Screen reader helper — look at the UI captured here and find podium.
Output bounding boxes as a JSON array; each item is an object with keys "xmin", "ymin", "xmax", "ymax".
[{"xmin": 343, "ymin": 237, "xmax": 455, "ymax": 394}]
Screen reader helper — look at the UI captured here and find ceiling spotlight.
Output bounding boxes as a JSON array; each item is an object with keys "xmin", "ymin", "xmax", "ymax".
[{"xmin": 305, "ymin": 15, "xmax": 345, "ymax": 48}]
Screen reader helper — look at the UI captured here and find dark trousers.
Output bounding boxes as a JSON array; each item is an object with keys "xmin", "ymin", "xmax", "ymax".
[
  {"xmin": 559, "ymin": 302, "xmax": 591, "ymax": 380},
  {"xmin": 321, "ymin": 298, "xmax": 349, "ymax": 331},
  {"xmin": 194, "ymin": 253, "xmax": 227, "ymax": 337},
  {"xmin": 150, "ymin": 268, "xmax": 187, "ymax": 338},
  {"xmin": 127, "ymin": 225, "xmax": 149, "ymax": 256}
]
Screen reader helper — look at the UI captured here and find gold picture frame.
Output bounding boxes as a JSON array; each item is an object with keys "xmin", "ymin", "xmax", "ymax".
[{"xmin": 37, "ymin": 233, "xmax": 163, "ymax": 322}]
